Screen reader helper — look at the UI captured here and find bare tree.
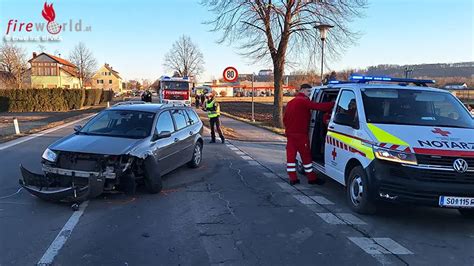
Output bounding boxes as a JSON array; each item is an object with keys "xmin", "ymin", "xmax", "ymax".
[
  {"xmin": 163, "ymin": 35, "xmax": 204, "ymax": 77},
  {"xmin": 0, "ymin": 43, "xmax": 28, "ymax": 89},
  {"xmin": 69, "ymin": 42, "xmax": 97, "ymax": 88},
  {"xmin": 203, "ymin": 0, "xmax": 367, "ymax": 127}
]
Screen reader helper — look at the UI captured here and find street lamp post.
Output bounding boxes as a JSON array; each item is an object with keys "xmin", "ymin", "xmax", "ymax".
[
  {"xmin": 251, "ymin": 73, "xmax": 255, "ymax": 122},
  {"xmin": 314, "ymin": 23, "xmax": 333, "ymax": 85}
]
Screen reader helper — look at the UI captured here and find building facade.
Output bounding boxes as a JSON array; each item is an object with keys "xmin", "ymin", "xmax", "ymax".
[
  {"xmin": 92, "ymin": 64, "xmax": 123, "ymax": 93},
  {"xmin": 29, "ymin": 52, "xmax": 81, "ymax": 89}
]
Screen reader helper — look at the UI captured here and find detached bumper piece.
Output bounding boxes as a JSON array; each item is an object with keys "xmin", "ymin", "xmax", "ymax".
[{"xmin": 19, "ymin": 164, "xmax": 105, "ymax": 202}]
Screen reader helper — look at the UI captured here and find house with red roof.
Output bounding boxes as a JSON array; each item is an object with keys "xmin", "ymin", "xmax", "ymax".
[{"xmin": 29, "ymin": 52, "xmax": 81, "ymax": 89}]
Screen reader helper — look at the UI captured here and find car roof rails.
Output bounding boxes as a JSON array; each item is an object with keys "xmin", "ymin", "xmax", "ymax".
[
  {"xmin": 112, "ymin": 101, "xmax": 147, "ymax": 106},
  {"xmin": 328, "ymin": 75, "xmax": 436, "ymax": 87},
  {"xmin": 160, "ymin": 103, "xmax": 186, "ymax": 108}
]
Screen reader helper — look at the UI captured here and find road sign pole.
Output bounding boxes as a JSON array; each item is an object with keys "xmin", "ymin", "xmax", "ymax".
[{"xmin": 252, "ymin": 73, "xmax": 255, "ymax": 122}]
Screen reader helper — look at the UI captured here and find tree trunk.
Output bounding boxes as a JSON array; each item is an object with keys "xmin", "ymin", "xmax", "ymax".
[{"xmin": 272, "ymin": 59, "xmax": 285, "ymax": 128}]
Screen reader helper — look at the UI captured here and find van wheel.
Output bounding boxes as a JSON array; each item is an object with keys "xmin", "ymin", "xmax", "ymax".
[
  {"xmin": 346, "ymin": 166, "xmax": 376, "ymax": 214},
  {"xmin": 188, "ymin": 142, "xmax": 203, "ymax": 168},
  {"xmin": 458, "ymin": 209, "xmax": 474, "ymax": 218},
  {"xmin": 296, "ymin": 160, "xmax": 306, "ymax": 175}
]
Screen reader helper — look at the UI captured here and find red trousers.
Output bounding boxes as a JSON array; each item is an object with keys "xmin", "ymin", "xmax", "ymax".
[{"xmin": 286, "ymin": 134, "xmax": 317, "ymax": 182}]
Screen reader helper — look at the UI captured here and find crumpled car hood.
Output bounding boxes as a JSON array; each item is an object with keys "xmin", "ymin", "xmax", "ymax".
[{"xmin": 49, "ymin": 134, "xmax": 144, "ymax": 155}]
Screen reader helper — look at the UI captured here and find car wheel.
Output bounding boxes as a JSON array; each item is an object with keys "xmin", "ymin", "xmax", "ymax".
[
  {"xmin": 144, "ymin": 172, "xmax": 162, "ymax": 194},
  {"xmin": 346, "ymin": 166, "xmax": 376, "ymax": 214},
  {"xmin": 188, "ymin": 142, "xmax": 203, "ymax": 168},
  {"xmin": 296, "ymin": 160, "xmax": 306, "ymax": 175},
  {"xmin": 458, "ymin": 209, "xmax": 474, "ymax": 218}
]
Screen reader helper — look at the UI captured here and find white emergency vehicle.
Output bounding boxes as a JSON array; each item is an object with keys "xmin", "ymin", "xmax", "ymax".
[{"xmin": 300, "ymin": 75, "xmax": 474, "ymax": 216}]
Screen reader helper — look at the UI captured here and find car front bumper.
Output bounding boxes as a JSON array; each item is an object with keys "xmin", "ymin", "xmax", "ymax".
[
  {"xmin": 19, "ymin": 164, "xmax": 106, "ymax": 202},
  {"xmin": 366, "ymin": 160, "xmax": 474, "ymax": 207}
]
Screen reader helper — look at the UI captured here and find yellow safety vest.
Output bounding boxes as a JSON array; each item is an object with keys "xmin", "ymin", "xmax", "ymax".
[{"xmin": 206, "ymin": 100, "xmax": 220, "ymax": 118}]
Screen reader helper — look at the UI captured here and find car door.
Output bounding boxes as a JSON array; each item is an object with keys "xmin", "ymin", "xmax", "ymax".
[
  {"xmin": 325, "ymin": 89, "xmax": 360, "ymax": 184},
  {"xmin": 171, "ymin": 108, "xmax": 194, "ymax": 165},
  {"xmin": 152, "ymin": 110, "xmax": 178, "ymax": 175}
]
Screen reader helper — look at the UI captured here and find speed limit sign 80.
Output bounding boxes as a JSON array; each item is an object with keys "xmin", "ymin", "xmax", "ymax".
[{"xmin": 223, "ymin": 67, "xmax": 239, "ymax": 82}]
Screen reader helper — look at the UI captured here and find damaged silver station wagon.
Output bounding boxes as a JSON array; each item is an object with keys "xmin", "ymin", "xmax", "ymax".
[{"xmin": 19, "ymin": 103, "xmax": 204, "ymax": 204}]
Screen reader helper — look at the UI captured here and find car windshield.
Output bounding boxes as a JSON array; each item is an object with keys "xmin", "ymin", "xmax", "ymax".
[
  {"xmin": 162, "ymin": 81, "xmax": 190, "ymax": 90},
  {"xmin": 362, "ymin": 88, "xmax": 474, "ymax": 128},
  {"xmin": 79, "ymin": 110, "xmax": 155, "ymax": 139}
]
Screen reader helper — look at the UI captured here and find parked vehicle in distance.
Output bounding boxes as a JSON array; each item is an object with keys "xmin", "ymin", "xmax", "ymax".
[
  {"xmin": 20, "ymin": 103, "xmax": 204, "ymax": 205},
  {"xmin": 301, "ymin": 75, "xmax": 474, "ymax": 217}
]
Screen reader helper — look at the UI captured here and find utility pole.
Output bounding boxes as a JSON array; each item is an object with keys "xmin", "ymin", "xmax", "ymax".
[{"xmin": 251, "ymin": 73, "xmax": 255, "ymax": 122}]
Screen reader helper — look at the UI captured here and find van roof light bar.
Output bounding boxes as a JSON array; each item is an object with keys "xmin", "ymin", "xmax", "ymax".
[{"xmin": 349, "ymin": 75, "xmax": 435, "ymax": 86}]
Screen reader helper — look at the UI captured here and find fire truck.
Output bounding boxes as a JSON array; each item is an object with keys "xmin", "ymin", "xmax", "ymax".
[{"xmin": 156, "ymin": 76, "xmax": 193, "ymax": 105}]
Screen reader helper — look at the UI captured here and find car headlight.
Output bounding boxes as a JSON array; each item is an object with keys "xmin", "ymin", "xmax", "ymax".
[
  {"xmin": 42, "ymin": 148, "xmax": 58, "ymax": 162},
  {"xmin": 374, "ymin": 146, "xmax": 417, "ymax": 165}
]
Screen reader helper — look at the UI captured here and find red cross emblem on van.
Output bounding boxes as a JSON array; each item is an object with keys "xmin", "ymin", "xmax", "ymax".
[{"xmin": 432, "ymin": 128, "xmax": 451, "ymax": 137}]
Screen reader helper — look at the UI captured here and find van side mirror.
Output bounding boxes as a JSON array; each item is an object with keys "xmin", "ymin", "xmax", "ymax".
[
  {"xmin": 152, "ymin": 131, "xmax": 172, "ymax": 141},
  {"xmin": 73, "ymin": 125, "xmax": 82, "ymax": 132},
  {"xmin": 334, "ymin": 113, "xmax": 359, "ymax": 129}
]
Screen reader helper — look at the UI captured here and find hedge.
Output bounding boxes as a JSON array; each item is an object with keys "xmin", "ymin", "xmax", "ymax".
[
  {"xmin": 84, "ymin": 89, "xmax": 103, "ymax": 106},
  {"xmin": 0, "ymin": 88, "xmax": 112, "ymax": 112}
]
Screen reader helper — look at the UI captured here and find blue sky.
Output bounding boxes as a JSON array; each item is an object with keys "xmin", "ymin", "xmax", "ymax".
[{"xmin": 1, "ymin": 0, "xmax": 472, "ymax": 81}]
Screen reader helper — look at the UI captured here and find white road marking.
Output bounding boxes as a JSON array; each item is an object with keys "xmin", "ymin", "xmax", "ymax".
[
  {"xmin": 309, "ymin": 196, "xmax": 334, "ymax": 205},
  {"xmin": 292, "ymin": 195, "xmax": 315, "ymax": 205},
  {"xmin": 337, "ymin": 213, "xmax": 367, "ymax": 225},
  {"xmin": 348, "ymin": 237, "xmax": 413, "ymax": 255},
  {"xmin": 229, "ymin": 147, "xmax": 239, "ymax": 151},
  {"xmin": 235, "ymin": 151, "xmax": 245, "ymax": 155},
  {"xmin": 247, "ymin": 161, "xmax": 260, "ymax": 166},
  {"xmin": 315, "ymin": 213, "xmax": 345, "ymax": 224},
  {"xmin": 275, "ymin": 182, "xmax": 294, "ymax": 191},
  {"xmin": 373, "ymin": 238, "xmax": 413, "ymax": 255},
  {"xmin": 240, "ymin": 155, "xmax": 253, "ymax": 160},
  {"xmin": 0, "ymin": 115, "xmax": 94, "ymax": 151},
  {"xmin": 263, "ymin": 172, "xmax": 278, "ymax": 179},
  {"xmin": 38, "ymin": 201, "xmax": 89, "ymax": 264}
]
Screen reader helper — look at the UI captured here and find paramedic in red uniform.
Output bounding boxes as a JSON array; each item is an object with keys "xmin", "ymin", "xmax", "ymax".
[{"xmin": 284, "ymin": 84, "xmax": 335, "ymax": 185}]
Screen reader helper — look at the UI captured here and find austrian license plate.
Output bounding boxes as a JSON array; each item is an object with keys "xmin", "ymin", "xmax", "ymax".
[{"xmin": 439, "ymin": 196, "xmax": 474, "ymax": 208}]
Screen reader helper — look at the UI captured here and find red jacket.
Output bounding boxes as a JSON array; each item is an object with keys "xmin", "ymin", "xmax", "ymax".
[{"xmin": 284, "ymin": 93, "xmax": 334, "ymax": 135}]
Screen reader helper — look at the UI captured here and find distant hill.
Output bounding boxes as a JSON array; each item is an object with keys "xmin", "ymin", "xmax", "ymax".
[{"xmin": 365, "ymin": 62, "xmax": 473, "ymax": 78}]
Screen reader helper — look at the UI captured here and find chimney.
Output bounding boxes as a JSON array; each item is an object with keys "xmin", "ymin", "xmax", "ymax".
[{"xmin": 32, "ymin": 52, "xmax": 37, "ymax": 58}]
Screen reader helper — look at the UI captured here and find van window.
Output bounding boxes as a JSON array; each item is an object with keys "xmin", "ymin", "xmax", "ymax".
[
  {"xmin": 335, "ymin": 90, "xmax": 358, "ymax": 123},
  {"xmin": 362, "ymin": 89, "xmax": 474, "ymax": 128},
  {"xmin": 172, "ymin": 109, "xmax": 189, "ymax": 130},
  {"xmin": 156, "ymin": 111, "xmax": 175, "ymax": 134}
]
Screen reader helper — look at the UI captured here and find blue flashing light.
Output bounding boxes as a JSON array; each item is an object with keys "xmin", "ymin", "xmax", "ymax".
[
  {"xmin": 348, "ymin": 75, "xmax": 435, "ymax": 86},
  {"xmin": 183, "ymin": 76, "xmax": 189, "ymax": 80},
  {"xmin": 162, "ymin": 76, "xmax": 171, "ymax": 80}
]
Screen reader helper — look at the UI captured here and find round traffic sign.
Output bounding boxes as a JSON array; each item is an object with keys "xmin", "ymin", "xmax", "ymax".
[{"xmin": 223, "ymin": 67, "xmax": 239, "ymax": 82}]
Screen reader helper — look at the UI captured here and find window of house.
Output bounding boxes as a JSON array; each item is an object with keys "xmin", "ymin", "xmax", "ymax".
[
  {"xmin": 97, "ymin": 80, "xmax": 100, "ymax": 84},
  {"xmin": 51, "ymin": 67, "xmax": 57, "ymax": 75},
  {"xmin": 109, "ymin": 80, "xmax": 112, "ymax": 84},
  {"xmin": 45, "ymin": 68, "xmax": 51, "ymax": 76}
]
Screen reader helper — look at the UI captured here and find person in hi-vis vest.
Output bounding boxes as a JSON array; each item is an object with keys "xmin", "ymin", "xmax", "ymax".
[{"xmin": 203, "ymin": 92, "xmax": 225, "ymax": 143}]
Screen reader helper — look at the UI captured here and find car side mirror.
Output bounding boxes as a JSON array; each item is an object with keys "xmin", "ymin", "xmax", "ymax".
[
  {"xmin": 334, "ymin": 113, "xmax": 358, "ymax": 129},
  {"xmin": 152, "ymin": 131, "xmax": 172, "ymax": 141},
  {"xmin": 73, "ymin": 125, "xmax": 82, "ymax": 132}
]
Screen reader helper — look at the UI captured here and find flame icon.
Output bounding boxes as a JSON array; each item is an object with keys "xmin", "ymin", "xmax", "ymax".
[{"xmin": 42, "ymin": 2, "xmax": 61, "ymax": 34}]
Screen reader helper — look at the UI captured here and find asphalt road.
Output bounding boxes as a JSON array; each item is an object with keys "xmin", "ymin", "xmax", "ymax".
[{"xmin": 0, "ymin": 117, "xmax": 473, "ymax": 265}]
